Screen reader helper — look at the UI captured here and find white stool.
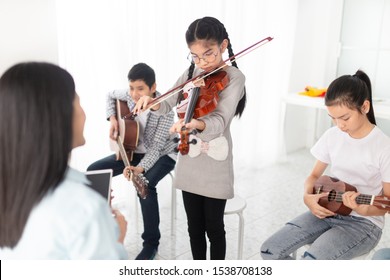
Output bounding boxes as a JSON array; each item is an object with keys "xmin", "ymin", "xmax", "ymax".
[
  {"xmin": 224, "ymin": 195, "xmax": 247, "ymax": 260},
  {"xmin": 292, "ymin": 244, "xmax": 371, "ymax": 259}
]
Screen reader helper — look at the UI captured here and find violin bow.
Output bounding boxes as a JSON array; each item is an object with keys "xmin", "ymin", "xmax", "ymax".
[{"xmin": 138, "ymin": 36, "xmax": 274, "ymax": 113}]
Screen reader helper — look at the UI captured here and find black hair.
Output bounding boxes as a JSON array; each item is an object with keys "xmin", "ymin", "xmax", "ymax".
[
  {"xmin": 127, "ymin": 62, "xmax": 156, "ymax": 89},
  {"xmin": 183, "ymin": 16, "xmax": 246, "ymax": 118},
  {"xmin": 325, "ymin": 69, "xmax": 376, "ymax": 125},
  {"xmin": 0, "ymin": 62, "xmax": 75, "ymax": 247}
]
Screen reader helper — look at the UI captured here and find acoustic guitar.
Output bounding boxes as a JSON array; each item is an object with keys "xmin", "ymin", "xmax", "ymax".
[
  {"xmin": 313, "ymin": 175, "xmax": 390, "ymax": 215},
  {"xmin": 114, "ymin": 99, "xmax": 148, "ymax": 199}
]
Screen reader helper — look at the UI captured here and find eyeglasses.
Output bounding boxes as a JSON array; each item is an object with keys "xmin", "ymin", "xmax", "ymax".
[{"xmin": 187, "ymin": 49, "xmax": 219, "ymax": 64}]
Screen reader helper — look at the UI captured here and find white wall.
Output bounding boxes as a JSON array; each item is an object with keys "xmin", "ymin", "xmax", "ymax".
[
  {"xmin": 0, "ymin": 0, "xmax": 58, "ymax": 75},
  {"xmin": 55, "ymin": 0, "xmax": 301, "ymax": 170},
  {"xmin": 289, "ymin": 0, "xmax": 343, "ymax": 92},
  {"xmin": 0, "ymin": 0, "xmax": 350, "ymax": 163},
  {"xmin": 284, "ymin": 0, "xmax": 344, "ymax": 153},
  {"xmin": 338, "ymin": 0, "xmax": 390, "ymax": 135}
]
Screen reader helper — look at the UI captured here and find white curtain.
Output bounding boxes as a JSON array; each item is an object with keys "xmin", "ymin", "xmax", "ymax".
[{"xmin": 56, "ymin": 0, "xmax": 299, "ymax": 170}]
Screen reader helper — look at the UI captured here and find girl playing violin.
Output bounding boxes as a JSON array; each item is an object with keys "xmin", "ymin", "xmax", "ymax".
[{"xmin": 134, "ymin": 16, "xmax": 246, "ymax": 260}]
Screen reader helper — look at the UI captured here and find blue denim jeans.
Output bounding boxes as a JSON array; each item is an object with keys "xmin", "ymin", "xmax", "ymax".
[
  {"xmin": 260, "ymin": 211, "xmax": 382, "ymax": 260},
  {"xmin": 87, "ymin": 153, "xmax": 176, "ymax": 250}
]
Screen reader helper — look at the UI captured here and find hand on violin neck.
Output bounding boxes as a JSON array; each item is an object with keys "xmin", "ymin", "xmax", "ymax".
[
  {"xmin": 189, "ymin": 118, "xmax": 206, "ymax": 132},
  {"xmin": 170, "ymin": 119, "xmax": 186, "ymax": 134},
  {"xmin": 170, "ymin": 118, "xmax": 205, "ymax": 134}
]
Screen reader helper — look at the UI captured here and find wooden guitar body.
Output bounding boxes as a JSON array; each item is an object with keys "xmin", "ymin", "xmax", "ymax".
[{"xmin": 116, "ymin": 100, "xmax": 138, "ymax": 161}]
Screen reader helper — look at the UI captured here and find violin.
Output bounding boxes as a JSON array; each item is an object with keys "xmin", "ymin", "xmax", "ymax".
[
  {"xmin": 175, "ymin": 86, "xmax": 201, "ymax": 155},
  {"xmin": 175, "ymin": 70, "xmax": 229, "ymax": 155},
  {"xmin": 134, "ymin": 36, "xmax": 274, "ymax": 155},
  {"xmin": 177, "ymin": 70, "xmax": 229, "ymax": 119}
]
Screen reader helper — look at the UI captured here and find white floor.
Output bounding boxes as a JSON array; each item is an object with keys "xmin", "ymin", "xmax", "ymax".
[{"xmin": 111, "ymin": 148, "xmax": 390, "ymax": 260}]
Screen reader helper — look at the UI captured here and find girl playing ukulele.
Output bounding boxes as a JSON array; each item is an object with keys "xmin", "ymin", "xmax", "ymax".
[{"xmin": 261, "ymin": 70, "xmax": 390, "ymax": 260}]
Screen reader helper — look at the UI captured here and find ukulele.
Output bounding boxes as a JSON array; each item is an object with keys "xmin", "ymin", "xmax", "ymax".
[
  {"xmin": 114, "ymin": 100, "xmax": 148, "ymax": 199},
  {"xmin": 313, "ymin": 175, "xmax": 390, "ymax": 215}
]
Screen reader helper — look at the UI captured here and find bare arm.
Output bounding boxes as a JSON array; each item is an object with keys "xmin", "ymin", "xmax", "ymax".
[
  {"xmin": 342, "ymin": 181, "xmax": 390, "ymax": 216},
  {"xmin": 303, "ymin": 160, "xmax": 336, "ymax": 218}
]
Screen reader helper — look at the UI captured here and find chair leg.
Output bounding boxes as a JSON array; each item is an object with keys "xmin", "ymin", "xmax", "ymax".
[{"xmin": 237, "ymin": 212, "xmax": 244, "ymax": 260}]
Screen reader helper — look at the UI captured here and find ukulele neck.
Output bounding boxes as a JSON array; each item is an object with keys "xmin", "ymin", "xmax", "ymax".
[{"xmin": 331, "ymin": 190, "xmax": 375, "ymax": 205}]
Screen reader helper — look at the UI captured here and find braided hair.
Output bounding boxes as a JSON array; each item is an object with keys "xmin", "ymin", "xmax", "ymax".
[{"xmin": 182, "ymin": 16, "xmax": 246, "ymax": 118}]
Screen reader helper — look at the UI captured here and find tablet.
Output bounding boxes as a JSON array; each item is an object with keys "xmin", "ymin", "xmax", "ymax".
[{"xmin": 85, "ymin": 169, "xmax": 113, "ymax": 204}]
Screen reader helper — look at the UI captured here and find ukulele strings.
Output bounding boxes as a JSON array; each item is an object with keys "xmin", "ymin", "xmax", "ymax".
[{"xmin": 327, "ymin": 191, "xmax": 373, "ymax": 204}]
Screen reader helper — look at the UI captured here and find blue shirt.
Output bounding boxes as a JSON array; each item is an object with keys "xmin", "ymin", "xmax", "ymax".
[{"xmin": 0, "ymin": 167, "xmax": 128, "ymax": 259}]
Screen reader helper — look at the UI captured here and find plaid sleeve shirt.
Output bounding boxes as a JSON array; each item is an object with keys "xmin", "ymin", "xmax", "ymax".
[{"xmin": 105, "ymin": 89, "xmax": 177, "ymax": 172}]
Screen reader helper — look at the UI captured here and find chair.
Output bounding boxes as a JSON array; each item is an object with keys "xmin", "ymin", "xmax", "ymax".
[{"xmin": 224, "ymin": 195, "xmax": 247, "ymax": 260}]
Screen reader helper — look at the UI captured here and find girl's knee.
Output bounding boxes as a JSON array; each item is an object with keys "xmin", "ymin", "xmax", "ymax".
[{"xmin": 260, "ymin": 242, "xmax": 278, "ymax": 260}]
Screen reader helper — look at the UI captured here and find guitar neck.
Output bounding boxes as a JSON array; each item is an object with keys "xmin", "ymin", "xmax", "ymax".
[
  {"xmin": 117, "ymin": 134, "xmax": 148, "ymax": 199},
  {"xmin": 117, "ymin": 135, "xmax": 131, "ymax": 167}
]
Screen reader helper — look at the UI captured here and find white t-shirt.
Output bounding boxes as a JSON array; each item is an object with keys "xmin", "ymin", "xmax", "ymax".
[
  {"xmin": 311, "ymin": 126, "xmax": 390, "ymax": 228},
  {"xmin": 0, "ymin": 167, "xmax": 128, "ymax": 259}
]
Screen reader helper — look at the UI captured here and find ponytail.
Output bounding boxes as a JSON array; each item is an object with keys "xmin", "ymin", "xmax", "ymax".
[
  {"xmin": 354, "ymin": 70, "xmax": 376, "ymax": 125},
  {"xmin": 325, "ymin": 69, "xmax": 376, "ymax": 125}
]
